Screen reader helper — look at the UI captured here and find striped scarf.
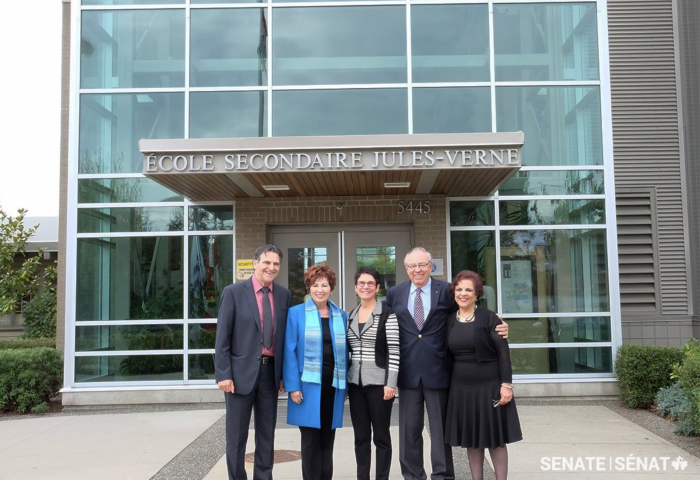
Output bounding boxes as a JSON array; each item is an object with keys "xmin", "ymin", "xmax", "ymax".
[{"xmin": 301, "ymin": 298, "xmax": 347, "ymax": 390}]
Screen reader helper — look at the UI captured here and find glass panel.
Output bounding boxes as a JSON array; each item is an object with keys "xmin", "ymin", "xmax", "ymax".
[
  {"xmin": 189, "ymin": 235, "xmax": 234, "ymax": 319},
  {"xmin": 499, "ymin": 170, "xmax": 604, "ymax": 196},
  {"xmin": 76, "ymin": 237, "xmax": 184, "ymax": 321},
  {"xmin": 494, "ymin": 3, "xmax": 599, "ymax": 81},
  {"xmin": 288, "ymin": 247, "xmax": 328, "ymax": 306},
  {"xmin": 189, "ymin": 206, "xmax": 234, "ymax": 231},
  {"xmin": 189, "ymin": 354, "xmax": 216, "ymax": 380},
  {"xmin": 79, "ymin": 93, "xmax": 184, "ymax": 174},
  {"xmin": 75, "ymin": 355, "xmax": 183, "ymax": 382},
  {"xmin": 84, "ymin": 0, "xmax": 182, "ymax": 4},
  {"xmin": 273, "ymin": 89, "xmax": 407, "ymax": 136},
  {"xmin": 81, "ymin": 10, "xmax": 185, "ymax": 89},
  {"xmin": 499, "ymin": 200, "xmax": 605, "ymax": 225},
  {"xmin": 412, "ymin": 5, "xmax": 489, "ymax": 82},
  {"xmin": 192, "ymin": 0, "xmax": 261, "ymax": 3},
  {"xmin": 449, "ymin": 201, "xmax": 495, "ymax": 227},
  {"xmin": 0, "ymin": 314, "xmax": 12, "ymax": 328},
  {"xmin": 190, "ymin": 9, "xmax": 267, "ymax": 87},
  {"xmin": 356, "ymin": 246, "xmax": 396, "ymax": 302},
  {"xmin": 190, "ymin": 92, "xmax": 267, "ymax": 138},
  {"xmin": 78, "ymin": 178, "xmax": 183, "ymax": 203},
  {"xmin": 272, "ymin": 7, "xmax": 406, "ymax": 85},
  {"xmin": 76, "ymin": 324, "xmax": 184, "ymax": 352},
  {"xmin": 496, "ymin": 86, "xmax": 603, "ymax": 166},
  {"xmin": 189, "ymin": 323, "xmax": 217, "ymax": 349},
  {"xmin": 507, "ymin": 317, "xmax": 611, "ymax": 344},
  {"xmin": 500, "ymin": 229, "xmax": 609, "ymax": 314},
  {"xmin": 511, "ymin": 347, "xmax": 612, "ymax": 375},
  {"xmin": 450, "ymin": 231, "xmax": 497, "ymax": 311},
  {"xmin": 78, "ymin": 207, "xmax": 185, "ymax": 233},
  {"xmin": 413, "ymin": 88, "xmax": 491, "ymax": 134}
]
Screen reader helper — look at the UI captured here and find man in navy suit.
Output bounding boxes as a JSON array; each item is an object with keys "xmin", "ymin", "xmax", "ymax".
[
  {"xmin": 386, "ymin": 247, "xmax": 508, "ymax": 480},
  {"xmin": 215, "ymin": 245, "xmax": 292, "ymax": 480}
]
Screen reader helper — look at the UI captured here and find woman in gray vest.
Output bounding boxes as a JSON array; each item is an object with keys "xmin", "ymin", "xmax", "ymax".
[{"xmin": 346, "ymin": 266, "xmax": 400, "ymax": 480}]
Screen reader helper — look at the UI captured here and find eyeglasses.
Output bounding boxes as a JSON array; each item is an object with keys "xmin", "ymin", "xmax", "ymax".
[
  {"xmin": 406, "ymin": 262, "xmax": 430, "ymax": 271},
  {"xmin": 492, "ymin": 399, "xmax": 501, "ymax": 408},
  {"xmin": 357, "ymin": 281, "xmax": 377, "ymax": 288}
]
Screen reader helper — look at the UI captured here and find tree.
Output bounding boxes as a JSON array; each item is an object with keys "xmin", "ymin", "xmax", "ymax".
[{"xmin": 0, "ymin": 207, "xmax": 48, "ymax": 317}]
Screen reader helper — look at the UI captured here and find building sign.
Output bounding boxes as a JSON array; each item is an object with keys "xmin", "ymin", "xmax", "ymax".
[
  {"xmin": 236, "ymin": 260, "xmax": 255, "ymax": 281},
  {"xmin": 140, "ymin": 132, "xmax": 523, "ymax": 176}
]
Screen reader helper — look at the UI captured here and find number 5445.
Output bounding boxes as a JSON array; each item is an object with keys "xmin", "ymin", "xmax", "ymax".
[{"xmin": 398, "ymin": 200, "xmax": 431, "ymax": 214}]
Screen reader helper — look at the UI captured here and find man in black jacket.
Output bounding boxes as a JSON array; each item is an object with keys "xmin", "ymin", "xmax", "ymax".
[
  {"xmin": 215, "ymin": 245, "xmax": 291, "ymax": 480},
  {"xmin": 386, "ymin": 247, "xmax": 508, "ymax": 480}
]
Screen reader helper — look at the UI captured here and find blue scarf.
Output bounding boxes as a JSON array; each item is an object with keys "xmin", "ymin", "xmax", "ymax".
[{"xmin": 301, "ymin": 298, "xmax": 347, "ymax": 390}]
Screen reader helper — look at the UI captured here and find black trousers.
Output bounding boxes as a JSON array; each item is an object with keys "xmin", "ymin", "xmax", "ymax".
[
  {"xmin": 399, "ymin": 381, "xmax": 454, "ymax": 480},
  {"xmin": 224, "ymin": 360, "xmax": 277, "ymax": 480},
  {"xmin": 299, "ymin": 383, "xmax": 336, "ymax": 480},
  {"xmin": 348, "ymin": 383, "xmax": 395, "ymax": 480}
]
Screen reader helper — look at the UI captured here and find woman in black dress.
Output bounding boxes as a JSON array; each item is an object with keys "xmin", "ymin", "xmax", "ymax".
[{"xmin": 445, "ymin": 270, "xmax": 522, "ymax": 480}]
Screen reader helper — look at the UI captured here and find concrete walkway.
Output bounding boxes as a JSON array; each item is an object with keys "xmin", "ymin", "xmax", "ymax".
[{"xmin": 1, "ymin": 404, "xmax": 700, "ymax": 480}]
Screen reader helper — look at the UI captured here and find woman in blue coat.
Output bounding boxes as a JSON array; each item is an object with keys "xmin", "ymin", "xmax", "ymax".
[{"xmin": 283, "ymin": 264, "xmax": 348, "ymax": 480}]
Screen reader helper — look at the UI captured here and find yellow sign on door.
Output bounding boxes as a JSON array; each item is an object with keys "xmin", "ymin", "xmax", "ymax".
[{"xmin": 236, "ymin": 260, "xmax": 255, "ymax": 281}]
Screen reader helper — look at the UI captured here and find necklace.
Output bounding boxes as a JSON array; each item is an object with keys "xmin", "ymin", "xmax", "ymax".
[{"xmin": 457, "ymin": 305, "xmax": 477, "ymax": 323}]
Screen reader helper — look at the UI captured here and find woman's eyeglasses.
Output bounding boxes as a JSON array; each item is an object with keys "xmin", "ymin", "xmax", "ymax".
[{"xmin": 357, "ymin": 281, "xmax": 377, "ymax": 288}]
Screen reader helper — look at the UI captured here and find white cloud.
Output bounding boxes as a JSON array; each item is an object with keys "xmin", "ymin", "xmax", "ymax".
[{"xmin": 0, "ymin": 0, "xmax": 62, "ymax": 216}]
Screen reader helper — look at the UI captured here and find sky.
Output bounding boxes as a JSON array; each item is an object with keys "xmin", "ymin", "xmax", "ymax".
[{"xmin": 0, "ymin": 0, "xmax": 62, "ymax": 217}]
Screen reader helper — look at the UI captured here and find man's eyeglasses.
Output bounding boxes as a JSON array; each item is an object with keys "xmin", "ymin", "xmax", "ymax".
[
  {"xmin": 406, "ymin": 262, "xmax": 430, "ymax": 271},
  {"xmin": 356, "ymin": 281, "xmax": 377, "ymax": 288}
]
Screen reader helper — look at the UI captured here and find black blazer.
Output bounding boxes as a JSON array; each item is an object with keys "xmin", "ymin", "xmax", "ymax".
[
  {"xmin": 386, "ymin": 278, "xmax": 457, "ymax": 390},
  {"xmin": 214, "ymin": 277, "xmax": 291, "ymax": 395},
  {"xmin": 446, "ymin": 307, "xmax": 513, "ymax": 384}
]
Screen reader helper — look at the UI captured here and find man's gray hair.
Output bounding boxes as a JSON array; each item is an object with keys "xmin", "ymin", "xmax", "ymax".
[
  {"xmin": 404, "ymin": 247, "xmax": 432, "ymax": 265},
  {"xmin": 254, "ymin": 244, "xmax": 283, "ymax": 262}
]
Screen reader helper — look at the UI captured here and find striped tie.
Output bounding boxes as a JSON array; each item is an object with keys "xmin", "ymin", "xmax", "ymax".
[{"xmin": 414, "ymin": 287, "xmax": 425, "ymax": 331}]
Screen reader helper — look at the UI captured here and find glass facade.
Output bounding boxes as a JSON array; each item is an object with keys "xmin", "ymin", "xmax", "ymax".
[{"xmin": 72, "ymin": 0, "xmax": 613, "ymax": 386}]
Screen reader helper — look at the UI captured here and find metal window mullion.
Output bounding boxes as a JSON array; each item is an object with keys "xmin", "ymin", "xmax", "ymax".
[
  {"xmin": 271, "ymin": 83, "xmax": 408, "ymax": 91},
  {"xmin": 497, "ymin": 224, "xmax": 606, "ymax": 231},
  {"xmin": 496, "ymin": 194, "xmax": 606, "ymax": 201},
  {"xmin": 190, "ymin": 86, "xmax": 268, "ymax": 92},
  {"xmin": 267, "ymin": 2, "xmax": 273, "ymax": 137},
  {"xmin": 79, "ymin": 88, "xmax": 185, "ymax": 94},
  {"xmin": 406, "ymin": 0, "xmax": 413, "ymax": 134},
  {"xmin": 413, "ymin": 82, "xmax": 491, "ymax": 88},
  {"xmin": 77, "ymin": 202, "xmax": 185, "ymax": 209},
  {"xmin": 449, "ymin": 226, "xmax": 496, "ymax": 232},
  {"xmin": 77, "ymin": 231, "xmax": 184, "ymax": 238},
  {"xmin": 498, "ymin": 311, "xmax": 612, "ymax": 318},
  {"xmin": 75, "ymin": 350, "xmax": 184, "ymax": 357},
  {"xmin": 495, "ymin": 81, "xmax": 600, "ymax": 87},
  {"xmin": 188, "ymin": 230, "xmax": 235, "ymax": 236},
  {"xmin": 494, "ymin": 191, "xmax": 503, "ymax": 314},
  {"xmin": 191, "ymin": 3, "xmax": 268, "ymax": 9},
  {"xmin": 76, "ymin": 319, "xmax": 185, "ymax": 326},
  {"xmin": 445, "ymin": 199, "xmax": 452, "ymax": 279},
  {"xmin": 519, "ymin": 165, "xmax": 605, "ymax": 171},
  {"xmin": 272, "ymin": 1, "xmax": 405, "ymax": 7},
  {"xmin": 184, "ymin": 1, "xmax": 191, "ymax": 141},
  {"xmin": 81, "ymin": 5, "xmax": 186, "ymax": 11},
  {"xmin": 509, "ymin": 342, "xmax": 612, "ymax": 349},
  {"xmin": 77, "ymin": 173, "xmax": 146, "ymax": 179},
  {"xmin": 488, "ymin": 0, "xmax": 497, "ymax": 133},
  {"xmin": 183, "ymin": 198, "xmax": 191, "ymax": 384}
]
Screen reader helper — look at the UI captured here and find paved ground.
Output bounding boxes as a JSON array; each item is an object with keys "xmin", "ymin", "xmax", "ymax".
[{"xmin": 1, "ymin": 400, "xmax": 700, "ymax": 480}]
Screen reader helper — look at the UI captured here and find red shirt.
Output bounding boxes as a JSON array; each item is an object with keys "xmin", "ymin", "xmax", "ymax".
[{"xmin": 251, "ymin": 276, "xmax": 275, "ymax": 356}]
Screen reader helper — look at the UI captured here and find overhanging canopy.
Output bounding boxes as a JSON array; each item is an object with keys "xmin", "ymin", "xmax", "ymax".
[{"xmin": 140, "ymin": 132, "xmax": 524, "ymax": 200}]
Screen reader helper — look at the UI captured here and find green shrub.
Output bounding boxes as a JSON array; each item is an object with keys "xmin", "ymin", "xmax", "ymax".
[
  {"xmin": 21, "ymin": 288, "xmax": 57, "ymax": 339},
  {"xmin": 655, "ymin": 383, "xmax": 696, "ymax": 436},
  {"xmin": 0, "ymin": 338, "xmax": 56, "ymax": 350},
  {"xmin": 616, "ymin": 344, "xmax": 684, "ymax": 408},
  {"xmin": 0, "ymin": 348, "xmax": 62, "ymax": 413},
  {"xmin": 675, "ymin": 339, "xmax": 700, "ymax": 433}
]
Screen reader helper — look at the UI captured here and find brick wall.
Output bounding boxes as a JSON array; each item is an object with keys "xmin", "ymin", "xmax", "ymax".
[{"xmin": 235, "ymin": 194, "xmax": 448, "ymax": 280}]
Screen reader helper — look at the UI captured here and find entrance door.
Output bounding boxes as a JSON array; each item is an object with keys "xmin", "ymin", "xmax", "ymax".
[{"xmin": 271, "ymin": 225, "xmax": 413, "ymax": 311}]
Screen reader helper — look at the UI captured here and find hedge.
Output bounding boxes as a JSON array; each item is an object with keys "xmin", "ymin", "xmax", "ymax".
[
  {"xmin": 675, "ymin": 340, "xmax": 700, "ymax": 433},
  {"xmin": 0, "ymin": 338, "xmax": 56, "ymax": 350},
  {"xmin": 0, "ymin": 348, "xmax": 62, "ymax": 413},
  {"xmin": 615, "ymin": 343, "xmax": 684, "ymax": 408}
]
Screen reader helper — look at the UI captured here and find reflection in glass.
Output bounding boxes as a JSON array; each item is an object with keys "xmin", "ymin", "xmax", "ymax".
[
  {"xmin": 75, "ymin": 355, "xmax": 183, "ymax": 382},
  {"xmin": 84, "ymin": 0, "xmax": 182, "ymax": 4},
  {"xmin": 189, "ymin": 236, "xmax": 234, "ymax": 319},
  {"xmin": 450, "ymin": 201, "xmax": 495, "ymax": 227},
  {"xmin": 273, "ymin": 89, "xmax": 407, "ymax": 136},
  {"xmin": 78, "ymin": 178, "xmax": 183, "ymax": 204},
  {"xmin": 413, "ymin": 88, "xmax": 491, "ymax": 134},
  {"xmin": 499, "ymin": 200, "xmax": 605, "ymax": 225},
  {"xmin": 412, "ymin": 5, "xmax": 489, "ymax": 83},
  {"xmin": 507, "ymin": 317, "xmax": 611, "ymax": 344},
  {"xmin": 81, "ymin": 10, "xmax": 185, "ymax": 89},
  {"xmin": 499, "ymin": 170, "xmax": 604, "ymax": 196},
  {"xmin": 76, "ymin": 324, "xmax": 184, "ymax": 351},
  {"xmin": 189, "ymin": 354, "xmax": 216, "ymax": 380},
  {"xmin": 494, "ymin": 3, "xmax": 599, "ymax": 81},
  {"xmin": 192, "ymin": 0, "xmax": 261, "ymax": 3},
  {"xmin": 273, "ymin": 7, "xmax": 406, "ymax": 85},
  {"xmin": 190, "ymin": 9, "xmax": 267, "ymax": 87},
  {"xmin": 450, "ymin": 231, "xmax": 497, "ymax": 311},
  {"xmin": 288, "ymin": 247, "xmax": 327, "ymax": 305},
  {"xmin": 496, "ymin": 86, "xmax": 602, "ymax": 166},
  {"xmin": 79, "ymin": 93, "xmax": 184, "ymax": 174},
  {"xmin": 356, "ymin": 246, "xmax": 396, "ymax": 302},
  {"xmin": 190, "ymin": 92, "xmax": 267, "ymax": 138},
  {"xmin": 189, "ymin": 206, "xmax": 234, "ymax": 231},
  {"xmin": 510, "ymin": 347, "xmax": 612, "ymax": 375},
  {"xmin": 500, "ymin": 229, "xmax": 608, "ymax": 314},
  {"xmin": 78, "ymin": 207, "xmax": 184, "ymax": 233},
  {"xmin": 189, "ymin": 324, "xmax": 217, "ymax": 349},
  {"xmin": 76, "ymin": 237, "xmax": 183, "ymax": 321}
]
